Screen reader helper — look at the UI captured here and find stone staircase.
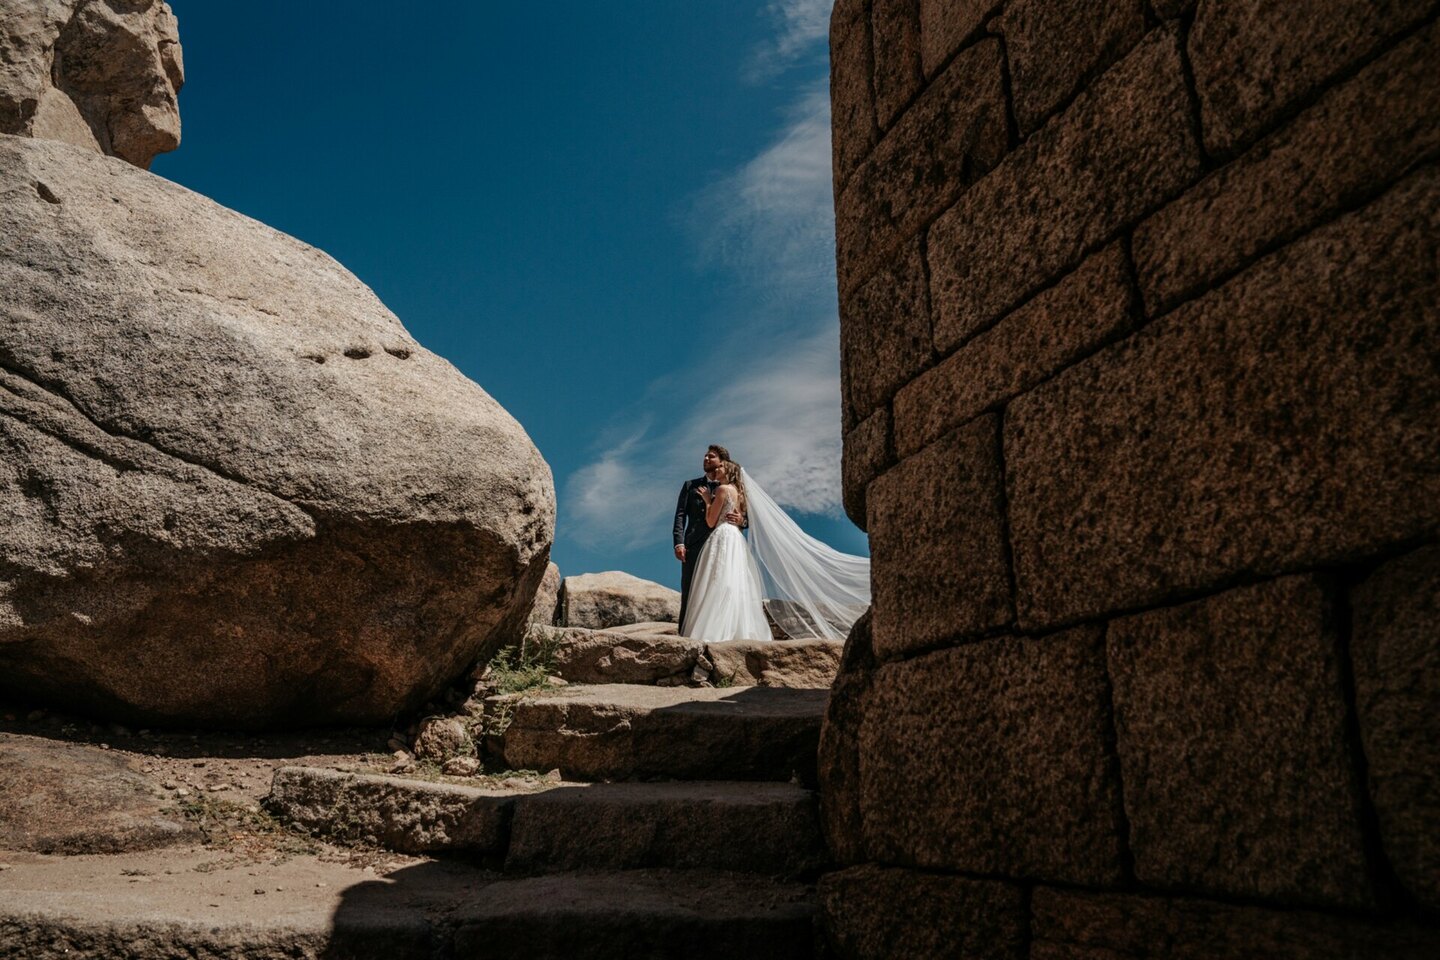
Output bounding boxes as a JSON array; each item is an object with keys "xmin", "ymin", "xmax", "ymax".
[{"xmin": 257, "ymin": 625, "xmax": 838, "ymax": 958}]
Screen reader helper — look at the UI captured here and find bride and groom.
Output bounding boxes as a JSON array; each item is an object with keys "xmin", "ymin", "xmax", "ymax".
[{"xmin": 672, "ymin": 444, "xmax": 870, "ymax": 643}]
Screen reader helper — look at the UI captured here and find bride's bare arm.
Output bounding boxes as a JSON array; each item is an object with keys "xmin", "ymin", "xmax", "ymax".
[{"xmin": 705, "ymin": 484, "xmax": 735, "ymax": 528}]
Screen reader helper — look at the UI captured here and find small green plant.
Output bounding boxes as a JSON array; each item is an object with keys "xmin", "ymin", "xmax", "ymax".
[
  {"xmin": 712, "ymin": 670, "xmax": 738, "ymax": 688},
  {"xmin": 486, "ymin": 629, "xmax": 558, "ymax": 695},
  {"xmin": 173, "ymin": 794, "xmax": 319, "ymax": 860}
]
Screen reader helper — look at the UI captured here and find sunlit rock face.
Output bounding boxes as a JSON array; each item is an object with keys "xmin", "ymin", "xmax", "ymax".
[
  {"xmin": 0, "ymin": 132, "xmax": 556, "ymax": 727},
  {"xmin": 0, "ymin": 0, "xmax": 184, "ymax": 168}
]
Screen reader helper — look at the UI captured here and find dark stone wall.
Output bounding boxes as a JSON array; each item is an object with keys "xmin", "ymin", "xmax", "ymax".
[{"xmin": 821, "ymin": 0, "xmax": 1440, "ymax": 955}]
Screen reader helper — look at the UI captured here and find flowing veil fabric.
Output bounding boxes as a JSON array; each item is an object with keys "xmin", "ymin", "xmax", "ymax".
[{"xmin": 740, "ymin": 468, "xmax": 871, "ymax": 641}]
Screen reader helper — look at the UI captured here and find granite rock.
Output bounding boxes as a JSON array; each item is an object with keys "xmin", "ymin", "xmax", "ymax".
[
  {"xmin": 1135, "ymin": 19, "xmax": 1440, "ymax": 314},
  {"xmin": 818, "ymin": 864, "xmax": 1026, "ymax": 960},
  {"xmin": 1189, "ymin": 0, "xmax": 1437, "ymax": 158},
  {"xmin": 0, "ymin": 732, "xmax": 197, "ymax": 853},
  {"xmin": 1351, "ymin": 543, "xmax": 1440, "ymax": 912},
  {"xmin": 894, "ymin": 243, "xmax": 1135, "ymax": 458},
  {"xmin": 558, "ymin": 571, "xmax": 680, "ymax": 630},
  {"xmin": 860, "ymin": 627, "xmax": 1126, "ymax": 885},
  {"xmin": 1006, "ymin": 167, "xmax": 1440, "ymax": 629},
  {"xmin": 0, "ymin": 135, "xmax": 554, "ymax": 727},
  {"xmin": 1031, "ymin": 887, "xmax": 1438, "ymax": 959},
  {"xmin": 867, "ymin": 415, "xmax": 1011, "ymax": 657},
  {"xmin": 995, "ymin": 0, "xmax": 1146, "ymax": 136},
  {"xmin": 1108, "ymin": 576, "xmax": 1373, "ymax": 907},
  {"xmin": 926, "ymin": 25, "xmax": 1199, "ymax": 350},
  {"xmin": 835, "ymin": 38, "xmax": 1006, "ymax": 294},
  {"xmin": 0, "ymin": 0, "xmax": 184, "ymax": 168}
]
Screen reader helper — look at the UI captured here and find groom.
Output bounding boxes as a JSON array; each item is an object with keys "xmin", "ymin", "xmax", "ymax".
[{"xmin": 673, "ymin": 443, "xmax": 743, "ymax": 631}]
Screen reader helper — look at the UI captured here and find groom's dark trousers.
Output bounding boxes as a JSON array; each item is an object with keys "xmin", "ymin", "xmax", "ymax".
[{"xmin": 674, "ymin": 475, "xmax": 718, "ymax": 632}]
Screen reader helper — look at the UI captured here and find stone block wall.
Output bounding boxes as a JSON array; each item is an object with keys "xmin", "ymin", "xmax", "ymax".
[{"xmin": 822, "ymin": 1, "xmax": 1439, "ymax": 956}]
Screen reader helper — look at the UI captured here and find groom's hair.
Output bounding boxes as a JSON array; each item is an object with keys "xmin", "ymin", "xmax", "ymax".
[{"xmin": 707, "ymin": 444, "xmax": 731, "ymax": 461}]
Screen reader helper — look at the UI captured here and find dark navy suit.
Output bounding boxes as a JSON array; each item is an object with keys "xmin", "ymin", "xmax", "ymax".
[{"xmin": 673, "ymin": 475, "xmax": 717, "ymax": 631}]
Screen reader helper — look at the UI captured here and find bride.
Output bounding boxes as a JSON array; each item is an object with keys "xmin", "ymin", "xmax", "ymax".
[{"xmin": 681, "ymin": 459, "xmax": 870, "ymax": 643}]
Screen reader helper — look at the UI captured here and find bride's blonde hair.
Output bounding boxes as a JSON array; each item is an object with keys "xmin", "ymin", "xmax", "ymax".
[{"xmin": 720, "ymin": 460, "xmax": 747, "ymax": 518}]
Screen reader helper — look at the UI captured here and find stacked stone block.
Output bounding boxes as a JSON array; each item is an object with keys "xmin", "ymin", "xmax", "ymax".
[{"xmin": 822, "ymin": 0, "xmax": 1439, "ymax": 955}]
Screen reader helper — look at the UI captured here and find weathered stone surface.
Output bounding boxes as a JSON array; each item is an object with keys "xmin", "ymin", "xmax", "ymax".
[
  {"xmin": 265, "ymin": 766, "xmax": 510, "ymax": 856},
  {"xmin": 1351, "ymin": 543, "xmax": 1440, "ymax": 911},
  {"xmin": 0, "ymin": 852, "xmax": 814, "ymax": 960},
  {"xmin": 1030, "ymin": 887, "xmax": 1439, "ymax": 959},
  {"xmin": 871, "ymin": 0, "xmax": 923, "ymax": 129},
  {"xmin": 0, "ymin": 0, "xmax": 183, "ymax": 168},
  {"xmin": 927, "ymin": 26, "xmax": 1199, "ymax": 351},
  {"xmin": 841, "ymin": 236, "xmax": 932, "ymax": 429},
  {"xmin": 606, "ymin": 620, "xmax": 680, "ymax": 636},
  {"xmin": 818, "ymin": 865, "xmax": 1026, "ymax": 960},
  {"xmin": 453, "ymin": 871, "xmax": 815, "ymax": 960},
  {"xmin": 1189, "ymin": 0, "xmax": 1437, "ymax": 158},
  {"xmin": 1136, "ymin": 19, "xmax": 1440, "ymax": 314},
  {"xmin": 505, "ymin": 781, "xmax": 825, "ymax": 875},
  {"xmin": 842, "ymin": 406, "xmax": 890, "ymax": 529},
  {"xmin": 493, "ymin": 684, "xmax": 827, "ymax": 783},
  {"xmin": 817, "ymin": 613, "xmax": 875, "ymax": 865},
  {"xmin": 559, "ymin": 571, "xmax": 680, "ymax": 629},
  {"xmin": 0, "ymin": 732, "xmax": 196, "ymax": 853},
  {"xmin": 0, "ymin": 847, "xmax": 443, "ymax": 960},
  {"xmin": 860, "ymin": 627, "xmax": 1126, "ymax": 884},
  {"xmin": 918, "ymin": 0, "xmax": 1001, "ymax": 76},
  {"xmin": 1148, "ymin": 0, "xmax": 1195, "ymax": 17},
  {"xmin": 526, "ymin": 561, "xmax": 561, "ymax": 627},
  {"xmin": 893, "ymin": 243, "xmax": 1135, "ymax": 459},
  {"xmin": 868, "ymin": 415, "xmax": 1011, "ymax": 657},
  {"xmin": 706, "ymin": 637, "xmax": 844, "ymax": 688},
  {"xmin": 0, "ymin": 135, "xmax": 555, "ymax": 727},
  {"xmin": 1108, "ymin": 576, "xmax": 1373, "ymax": 907},
  {"xmin": 836, "ymin": 38, "xmax": 1006, "ymax": 293},
  {"xmin": 411, "ymin": 717, "xmax": 474, "ymax": 762},
  {"xmin": 995, "ymin": 0, "xmax": 1146, "ymax": 135},
  {"xmin": 532, "ymin": 623, "xmax": 701, "ymax": 685},
  {"xmin": 831, "ymin": 0, "xmax": 877, "ymax": 188},
  {"xmin": 1005, "ymin": 167, "xmax": 1440, "ymax": 629}
]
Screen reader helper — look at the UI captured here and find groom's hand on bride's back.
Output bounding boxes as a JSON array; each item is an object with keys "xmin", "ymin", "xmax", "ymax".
[
  {"xmin": 726, "ymin": 512, "xmax": 745, "ymax": 527},
  {"xmin": 674, "ymin": 544, "xmax": 686, "ymax": 562}
]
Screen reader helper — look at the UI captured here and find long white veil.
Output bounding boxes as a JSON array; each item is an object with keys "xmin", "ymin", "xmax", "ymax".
[{"xmin": 740, "ymin": 467, "xmax": 870, "ymax": 641}]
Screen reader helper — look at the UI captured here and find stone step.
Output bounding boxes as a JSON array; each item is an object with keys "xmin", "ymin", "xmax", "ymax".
[
  {"xmin": 453, "ymin": 870, "xmax": 815, "ymax": 958},
  {"xmin": 505, "ymin": 780, "xmax": 826, "ymax": 875},
  {"xmin": 535, "ymin": 624, "xmax": 706, "ymax": 685},
  {"xmin": 491, "ymin": 684, "xmax": 828, "ymax": 783},
  {"xmin": 265, "ymin": 767, "xmax": 826, "ymax": 876},
  {"xmin": 0, "ymin": 848, "xmax": 815, "ymax": 959},
  {"xmin": 266, "ymin": 766, "xmax": 513, "ymax": 857},
  {"xmin": 706, "ymin": 637, "xmax": 844, "ymax": 688},
  {"xmin": 531, "ymin": 624, "xmax": 844, "ymax": 688}
]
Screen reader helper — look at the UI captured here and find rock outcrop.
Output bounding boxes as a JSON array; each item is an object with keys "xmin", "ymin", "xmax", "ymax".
[
  {"xmin": 0, "ymin": 0, "xmax": 184, "ymax": 169},
  {"xmin": 526, "ymin": 561, "xmax": 561, "ymax": 627},
  {"xmin": 558, "ymin": 571, "xmax": 680, "ymax": 629},
  {"xmin": 0, "ymin": 733, "xmax": 197, "ymax": 853},
  {"xmin": 0, "ymin": 133, "xmax": 554, "ymax": 726}
]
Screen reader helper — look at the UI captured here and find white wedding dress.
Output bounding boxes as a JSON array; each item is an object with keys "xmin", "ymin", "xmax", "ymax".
[
  {"xmin": 681, "ymin": 489, "xmax": 772, "ymax": 643},
  {"xmin": 681, "ymin": 470, "xmax": 871, "ymax": 643}
]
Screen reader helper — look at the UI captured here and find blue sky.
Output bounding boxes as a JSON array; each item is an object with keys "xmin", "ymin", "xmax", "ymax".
[{"xmin": 154, "ymin": 0, "xmax": 866, "ymax": 588}]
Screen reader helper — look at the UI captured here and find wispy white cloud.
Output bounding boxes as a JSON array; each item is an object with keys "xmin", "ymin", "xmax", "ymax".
[
  {"xmin": 563, "ymin": 2, "xmax": 845, "ymax": 562},
  {"xmin": 564, "ymin": 324, "xmax": 843, "ymax": 552},
  {"xmin": 745, "ymin": 0, "xmax": 835, "ymax": 82},
  {"xmin": 695, "ymin": 85, "xmax": 835, "ymax": 293}
]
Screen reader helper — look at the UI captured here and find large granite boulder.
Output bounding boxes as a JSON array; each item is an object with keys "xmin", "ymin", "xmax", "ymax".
[
  {"xmin": 559, "ymin": 571, "xmax": 680, "ymax": 629},
  {"xmin": 0, "ymin": 133, "xmax": 555, "ymax": 726},
  {"xmin": 0, "ymin": 0, "xmax": 183, "ymax": 169}
]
